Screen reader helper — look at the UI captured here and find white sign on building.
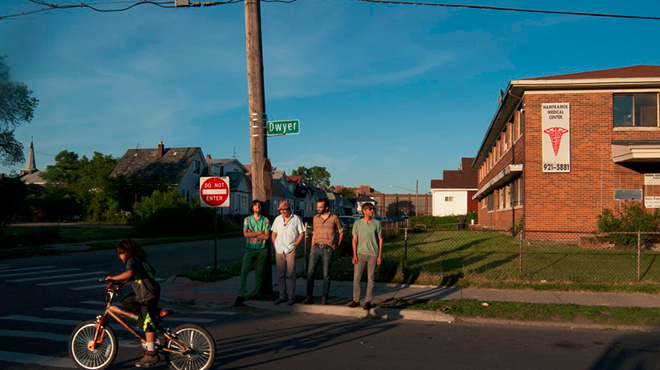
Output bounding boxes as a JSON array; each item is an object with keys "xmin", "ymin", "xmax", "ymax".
[
  {"xmin": 645, "ymin": 174, "xmax": 660, "ymax": 186},
  {"xmin": 646, "ymin": 196, "xmax": 660, "ymax": 209},
  {"xmin": 542, "ymin": 103, "xmax": 571, "ymax": 173}
]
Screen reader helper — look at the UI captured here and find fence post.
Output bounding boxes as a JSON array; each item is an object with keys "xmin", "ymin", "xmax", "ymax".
[
  {"xmin": 519, "ymin": 230, "xmax": 524, "ymax": 275},
  {"xmin": 304, "ymin": 222, "xmax": 310, "ymax": 274},
  {"xmin": 638, "ymin": 230, "xmax": 641, "ymax": 282},
  {"xmin": 404, "ymin": 228, "xmax": 408, "ymax": 269}
]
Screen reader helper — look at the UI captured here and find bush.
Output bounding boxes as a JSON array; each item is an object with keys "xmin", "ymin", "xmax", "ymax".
[
  {"xmin": 134, "ymin": 190, "xmax": 229, "ymax": 237},
  {"xmin": 410, "ymin": 212, "xmax": 478, "ymax": 229},
  {"xmin": 597, "ymin": 201, "xmax": 660, "ymax": 250}
]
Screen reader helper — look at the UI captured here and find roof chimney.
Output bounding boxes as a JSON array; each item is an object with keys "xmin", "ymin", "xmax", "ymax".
[
  {"xmin": 206, "ymin": 154, "xmax": 211, "ymax": 160},
  {"xmin": 158, "ymin": 141, "xmax": 164, "ymax": 158}
]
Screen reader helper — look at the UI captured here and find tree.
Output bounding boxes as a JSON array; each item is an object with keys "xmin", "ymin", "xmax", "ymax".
[
  {"xmin": 0, "ymin": 56, "xmax": 39, "ymax": 166},
  {"xmin": 292, "ymin": 166, "xmax": 331, "ymax": 189}
]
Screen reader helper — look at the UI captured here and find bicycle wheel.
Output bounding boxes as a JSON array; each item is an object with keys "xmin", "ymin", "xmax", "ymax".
[
  {"xmin": 68, "ymin": 320, "xmax": 117, "ymax": 370},
  {"xmin": 164, "ymin": 324, "xmax": 216, "ymax": 370}
]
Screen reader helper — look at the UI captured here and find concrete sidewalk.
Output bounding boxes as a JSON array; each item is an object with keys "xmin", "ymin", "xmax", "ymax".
[{"xmin": 160, "ymin": 259, "xmax": 660, "ymax": 328}]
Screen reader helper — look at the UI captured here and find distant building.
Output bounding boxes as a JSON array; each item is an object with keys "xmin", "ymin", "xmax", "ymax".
[
  {"xmin": 110, "ymin": 141, "xmax": 206, "ymax": 202},
  {"xmin": 472, "ymin": 65, "xmax": 660, "ymax": 231},
  {"xmin": 18, "ymin": 139, "xmax": 46, "ymax": 194},
  {"xmin": 430, "ymin": 158, "xmax": 478, "ymax": 217}
]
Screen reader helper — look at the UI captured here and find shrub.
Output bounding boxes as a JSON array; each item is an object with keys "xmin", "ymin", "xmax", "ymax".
[
  {"xmin": 410, "ymin": 212, "xmax": 478, "ymax": 229},
  {"xmin": 597, "ymin": 201, "xmax": 660, "ymax": 250}
]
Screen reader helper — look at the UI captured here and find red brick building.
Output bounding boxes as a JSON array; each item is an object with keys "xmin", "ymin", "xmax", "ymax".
[{"xmin": 472, "ymin": 65, "xmax": 660, "ymax": 232}]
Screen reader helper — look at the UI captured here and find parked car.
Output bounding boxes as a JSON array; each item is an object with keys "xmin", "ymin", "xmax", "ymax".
[{"xmin": 338, "ymin": 215, "xmax": 359, "ymax": 227}]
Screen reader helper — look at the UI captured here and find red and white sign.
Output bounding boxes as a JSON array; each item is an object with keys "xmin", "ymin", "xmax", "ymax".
[{"xmin": 200, "ymin": 177, "xmax": 230, "ymax": 208}]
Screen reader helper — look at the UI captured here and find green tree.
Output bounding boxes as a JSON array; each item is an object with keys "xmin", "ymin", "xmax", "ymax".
[
  {"xmin": 41, "ymin": 150, "xmax": 120, "ymax": 221},
  {"xmin": 292, "ymin": 166, "xmax": 331, "ymax": 189},
  {"xmin": 0, "ymin": 175, "xmax": 29, "ymax": 227},
  {"xmin": 0, "ymin": 56, "xmax": 39, "ymax": 166}
]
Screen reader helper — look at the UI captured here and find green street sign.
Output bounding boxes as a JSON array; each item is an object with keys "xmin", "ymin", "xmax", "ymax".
[{"xmin": 267, "ymin": 119, "xmax": 300, "ymax": 136}]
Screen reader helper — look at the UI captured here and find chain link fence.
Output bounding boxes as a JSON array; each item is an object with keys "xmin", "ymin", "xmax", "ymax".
[{"xmin": 304, "ymin": 223, "xmax": 660, "ymax": 286}]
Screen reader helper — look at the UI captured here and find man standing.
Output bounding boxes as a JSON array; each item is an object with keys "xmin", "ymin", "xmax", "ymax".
[
  {"xmin": 271, "ymin": 201, "xmax": 305, "ymax": 305},
  {"xmin": 349, "ymin": 202, "xmax": 383, "ymax": 310},
  {"xmin": 305, "ymin": 198, "xmax": 344, "ymax": 305},
  {"xmin": 235, "ymin": 200, "xmax": 271, "ymax": 307}
]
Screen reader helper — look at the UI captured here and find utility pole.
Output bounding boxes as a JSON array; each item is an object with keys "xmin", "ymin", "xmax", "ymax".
[{"xmin": 245, "ymin": 0, "xmax": 272, "ymax": 294}]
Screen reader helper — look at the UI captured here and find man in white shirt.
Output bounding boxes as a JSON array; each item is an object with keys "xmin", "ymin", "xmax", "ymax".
[{"xmin": 271, "ymin": 201, "xmax": 305, "ymax": 305}]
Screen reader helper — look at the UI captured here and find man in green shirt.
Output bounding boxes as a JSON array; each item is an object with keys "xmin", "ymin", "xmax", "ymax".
[
  {"xmin": 235, "ymin": 200, "xmax": 271, "ymax": 307},
  {"xmin": 348, "ymin": 202, "xmax": 383, "ymax": 311}
]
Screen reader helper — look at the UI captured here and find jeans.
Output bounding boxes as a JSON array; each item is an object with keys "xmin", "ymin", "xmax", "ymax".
[
  {"xmin": 238, "ymin": 248, "xmax": 268, "ymax": 297},
  {"xmin": 276, "ymin": 251, "xmax": 297, "ymax": 299},
  {"xmin": 306, "ymin": 245, "xmax": 333, "ymax": 298},
  {"xmin": 353, "ymin": 253, "xmax": 377, "ymax": 303}
]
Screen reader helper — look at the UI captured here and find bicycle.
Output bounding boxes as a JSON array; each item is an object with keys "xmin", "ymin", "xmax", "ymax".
[{"xmin": 68, "ymin": 279, "xmax": 216, "ymax": 370}]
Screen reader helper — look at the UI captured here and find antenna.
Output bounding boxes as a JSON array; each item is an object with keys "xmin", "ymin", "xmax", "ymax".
[
  {"xmin": 136, "ymin": 143, "xmax": 141, "ymax": 149},
  {"xmin": 233, "ymin": 146, "xmax": 237, "ymax": 159}
]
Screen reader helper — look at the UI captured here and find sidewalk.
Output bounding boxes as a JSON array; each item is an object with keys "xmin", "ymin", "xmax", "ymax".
[{"xmin": 161, "ymin": 258, "xmax": 660, "ymax": 328}]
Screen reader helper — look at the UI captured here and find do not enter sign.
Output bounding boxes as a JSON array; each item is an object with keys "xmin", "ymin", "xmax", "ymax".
[{"xmin": 200, "ymin": 177, "xmax": 230, "ymax": 207}]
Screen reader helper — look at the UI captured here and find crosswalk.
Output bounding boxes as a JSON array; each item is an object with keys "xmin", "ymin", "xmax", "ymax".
[{"xmin": 0, "ymin": 264, "xmax": 230, "ymax": 369}]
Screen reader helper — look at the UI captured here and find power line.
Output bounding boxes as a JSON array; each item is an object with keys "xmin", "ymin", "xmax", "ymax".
[{"xmin": 357, "ymin": 0, "xmax": 660, "ymax": 21}]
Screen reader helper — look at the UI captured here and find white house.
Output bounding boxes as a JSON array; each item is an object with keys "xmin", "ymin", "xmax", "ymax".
[{"xmin": 430, "ymin": 157, "xmax": 478, "ymax": 217}]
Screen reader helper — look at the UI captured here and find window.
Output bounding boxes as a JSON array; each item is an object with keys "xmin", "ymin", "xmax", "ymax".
[
  {"xmin": 487, "ymin": 193, "xmax": 494, "ymax": 212},
  {"xmin": 192, "ymin": 160, "xmax": 201, "ymax": 174},
  {"xmin": 613, "ymin": 94, "xmax": 658, "ymax": 127},
  {"xmin": 614, "ymin": 189, "xmax": 642, "ymax": 201},
  {"xmin": 512, "ymin": 178, "xmax": 523, "ymax": 207},
  {"xmin": 445, "ymin": 196, "xmax": 454, "ymax": 202}
]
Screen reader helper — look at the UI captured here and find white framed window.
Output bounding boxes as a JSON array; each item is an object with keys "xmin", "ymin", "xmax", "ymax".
[
  {"xmin": 445, "ymin": 196, "xmax": 454, "ymax": 202},
  {"xmin": 614, "ymin": 94, "xmax": 658, "ymax": 127}
]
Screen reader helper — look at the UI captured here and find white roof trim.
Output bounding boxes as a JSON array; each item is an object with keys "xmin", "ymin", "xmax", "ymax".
[
  {"xmin": 473, "ymin": 164, "xmax": 523, "ymax": 200},
  {"xmin": 612, "ymin": 144, "xmax": 660, "ymax": 163}
]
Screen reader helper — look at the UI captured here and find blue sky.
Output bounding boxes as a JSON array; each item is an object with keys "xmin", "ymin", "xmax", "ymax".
[{"xmin": 2, "ymin": 0, "xmax": 660, "ymax": 194}]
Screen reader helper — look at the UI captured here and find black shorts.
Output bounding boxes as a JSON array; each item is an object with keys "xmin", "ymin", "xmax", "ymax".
[{"xmin": 121, "ymin": 292, "xmax": 160, "ymax": 333}]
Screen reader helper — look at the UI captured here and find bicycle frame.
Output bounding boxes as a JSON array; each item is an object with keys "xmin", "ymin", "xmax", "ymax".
[{"xmin": 89, "ymin": 280, "xmax": 193, "ymax": 357}]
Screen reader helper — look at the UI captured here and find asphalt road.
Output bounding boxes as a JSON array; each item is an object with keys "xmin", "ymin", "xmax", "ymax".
[{"xmin": 2, "ymin": 240, "xmax": 660, "ymax": 369}]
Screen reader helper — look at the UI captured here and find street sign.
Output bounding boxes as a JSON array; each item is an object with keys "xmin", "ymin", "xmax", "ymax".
[
  {"xmin": 200, "ymin": 177, "xmax": 230, "ymax": 207},
  {"xmin": 267, "ymin": 119, "xmax": 300, "ymax": 136}
]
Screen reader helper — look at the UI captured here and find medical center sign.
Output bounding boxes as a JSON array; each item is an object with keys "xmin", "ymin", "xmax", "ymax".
[
  {"xmin": 542, "ymin": 103, "xmax": 571, "ymax": 173},
  {"xmin": 200, "ymin": 177, "xmax": 230, "ymax": 207}
]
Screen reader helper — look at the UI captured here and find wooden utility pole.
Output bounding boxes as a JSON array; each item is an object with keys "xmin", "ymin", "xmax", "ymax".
[{"xmin": 245, "ymin": 0, "xmax": 272, "ymax": 294}]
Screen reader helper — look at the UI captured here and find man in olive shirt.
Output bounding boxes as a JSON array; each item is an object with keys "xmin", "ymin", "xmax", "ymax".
[
  {"xmin": 348, "ymin": 202, "xmax": 383, "ymax": 310},
  {"xmin": 305, "ymin": 198, "xmax": 343, "ymax": 305}
]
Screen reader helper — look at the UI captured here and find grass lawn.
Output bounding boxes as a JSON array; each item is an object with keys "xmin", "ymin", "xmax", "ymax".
[{"xmin": 325, "ymin": 229, "xmax": 660, "ymax": 292}]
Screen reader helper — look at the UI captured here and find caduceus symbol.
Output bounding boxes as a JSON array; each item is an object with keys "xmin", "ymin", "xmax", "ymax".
[{"xmin": 543, "ymin": 127, "xmax": 569, "ymax": 156}]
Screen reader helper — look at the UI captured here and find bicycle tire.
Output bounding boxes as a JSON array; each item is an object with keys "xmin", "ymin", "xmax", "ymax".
[
  {"xmin": 68, "ymin": 320, "xmax": 118, "ymax": 370},
  {"xmin": 164, "ymin": 324, "xmax": 216, "ymax": 370}
]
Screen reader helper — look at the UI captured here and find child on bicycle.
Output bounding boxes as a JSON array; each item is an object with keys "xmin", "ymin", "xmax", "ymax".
[{"xmin": 106, "ymin": 238, "xmax": 161, "ymax": 368}]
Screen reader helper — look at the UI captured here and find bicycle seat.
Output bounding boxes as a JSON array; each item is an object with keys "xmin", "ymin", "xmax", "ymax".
[{"xmin": 159, "ymin": 308, "xmax": 174, "ymax": 318}]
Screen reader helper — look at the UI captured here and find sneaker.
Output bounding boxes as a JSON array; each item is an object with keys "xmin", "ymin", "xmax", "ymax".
[
  {"xmin": 363, "ymin": 302, "xmax": 372, "ymax": 310},
  {"xmin": 321, "ymin": 296, "xmax": 328, "ymax": 305},
  {"xmin": 303, "ymin": 296, "xmax": 313, "ymax": 305},
  {"xmin": 135, "ymin": 351, "xmax": 159, "ymax": 367},
  {"xmin": 287, "ymin": 298, "xmax": 295, "ymax": 305},
  {"xmin": 274, "ymin": 297, "xmax": 285, "ymax": 305},
  {"xmin": 234, "ymin": 296, "xmax": 246, "ymax": 307},
  {"xmin": 347, "ymin": 300, "xmax": 360, "ymax": 308}
]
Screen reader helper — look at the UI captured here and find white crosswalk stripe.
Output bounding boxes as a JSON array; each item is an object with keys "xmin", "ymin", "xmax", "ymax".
[
  {"xmin": 8, "ymin": 271, "xmax": 107, "ymax": 283},
  {"xmin": 0, "ymin": 265, "xmax": 56, "ymax": 273},
  {"xmin": 0, "ymin": 329, "xmax": 140, "ymax": 348},
  {"xmin": 0, "ymin": 268, "xmax": 80, "ymax": 278},
  {"xmin": 38, "ymin": 277, "xmax": 107, "ymax": 286},
  {"xmin": 0, "ymin": 350, "xmax": 76, "ymax": 368},
  {"xmin": 70, "ymin": 277, "xmax": 163, "ymax": 291}
]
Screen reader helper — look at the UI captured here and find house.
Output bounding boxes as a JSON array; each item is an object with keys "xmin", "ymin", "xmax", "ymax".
[
  {"xmin": 270, "ymin": 171, "xmax": 297, "ymax": 218},
  {"xmin": 472, "ymin": 65, "xmax": 660, "ymax": 232},
  {"xmin": 110, "ymin": 141, "xmax": 206, "ymax": 202},
  {"xmin": 206, "ymin": 156, "xmax": 251, "ymax": 216},
  {"xmin": 18, "ymin": 139, "xmax": 46, "ymax": 194},
  {"xmin": 356, "ymin": 194, "xmax": 379, "ymax": 216},
  {"xmin": 430, "ymin": 157, "xmax": 478, "ymax": 217}
]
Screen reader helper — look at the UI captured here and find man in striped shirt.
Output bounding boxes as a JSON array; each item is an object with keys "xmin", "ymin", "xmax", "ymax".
[{"xmin": 304, "ymin": 198, "xmax": 344, "ymax": 305}]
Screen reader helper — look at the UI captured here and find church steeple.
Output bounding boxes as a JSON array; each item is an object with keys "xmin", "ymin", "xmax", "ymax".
[{"xmin": 21, "ymin": 138, "xmax": 37, "ymax": 175}]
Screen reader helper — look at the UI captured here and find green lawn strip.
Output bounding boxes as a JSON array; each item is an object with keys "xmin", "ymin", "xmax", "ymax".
[
  {"xmin": 2, "ymin": 226, "xmax": 136, "ymax": 246},
  {"xmin": 377, "ymin": 299, "xmax": 660, "ymax": 326},
  {"xmin": 178, "ymin": 261, "xmax": 243, "ymax": 282}
]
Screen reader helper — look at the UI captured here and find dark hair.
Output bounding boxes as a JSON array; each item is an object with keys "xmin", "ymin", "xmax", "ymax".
[
  {"xmin": 115, "ymin": 238, "xmax": 147, "ymax": 260},
  {"xmin": 250, "ymin": 199, "xmax": 262, "ymax": 209},
  {"xmin": 317, "ymin": 198, "xmax": 330, "ymax": 209},
  {"xmin": 362, "ymin": 202, "xmax": 374, "ymax": 210}
]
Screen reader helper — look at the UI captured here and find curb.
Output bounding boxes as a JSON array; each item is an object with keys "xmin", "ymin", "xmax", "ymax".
[
  {"xmin": 457, "ymin": 317, "xmax": 658, "ymax": 332},
  {"xmin": 245, "ymin": 301, "xmax": 455, "ymax": 323}
]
